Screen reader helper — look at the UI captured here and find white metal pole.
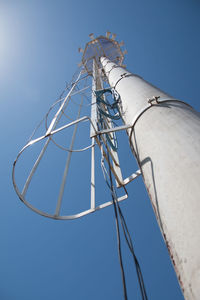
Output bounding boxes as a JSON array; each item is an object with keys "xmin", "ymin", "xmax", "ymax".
[{"xmin": 101, "ymin": 56, "xmax": 200, "ymax": 300}]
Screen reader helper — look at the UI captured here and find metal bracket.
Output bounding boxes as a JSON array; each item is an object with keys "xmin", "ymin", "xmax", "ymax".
[{"xmin": 148, "ymin": 96, "xmax": 160, "ymax": 105}]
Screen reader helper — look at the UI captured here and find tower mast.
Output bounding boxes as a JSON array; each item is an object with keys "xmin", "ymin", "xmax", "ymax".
[
  {"xmin": 13, "ymin": 33, "xmax": 200, "ymax": 300},
  {"xmin": 101, "ymin": 56, "xmax": 200, "ymax": 300}
]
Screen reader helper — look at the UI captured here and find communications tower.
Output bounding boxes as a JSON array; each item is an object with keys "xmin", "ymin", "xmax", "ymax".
[{"xmin": 13, "ymin": 32, "xmax": 200, "ymax": 300}]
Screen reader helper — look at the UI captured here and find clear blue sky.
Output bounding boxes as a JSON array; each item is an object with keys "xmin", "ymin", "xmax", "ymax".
[{"xmin": 0, "ymin": 0, "xmax": 199, "ymax": 299}]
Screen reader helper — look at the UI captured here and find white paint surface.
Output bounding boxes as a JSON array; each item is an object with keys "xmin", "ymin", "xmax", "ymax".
[{"xmin": 101, "ymin": 57, "xmax": 200, "ymax": 300}]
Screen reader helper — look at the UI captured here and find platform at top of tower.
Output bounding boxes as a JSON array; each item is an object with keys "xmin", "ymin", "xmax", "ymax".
[{"xmin": 81, "ymin": 35, "xmax": 124, "ymax": 75}]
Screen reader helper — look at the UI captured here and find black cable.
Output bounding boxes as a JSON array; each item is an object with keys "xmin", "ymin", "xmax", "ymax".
[
  {"xmin": 117, "ymin": 203, "xmax": 148, "ymax": 300},
  {"xmin": 106, "ymin": 149, "xmax": 148, "ymax": 300},
  {"xmin": 107, "ymin": 151, "xmax": 128, "ymax": 300}
]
